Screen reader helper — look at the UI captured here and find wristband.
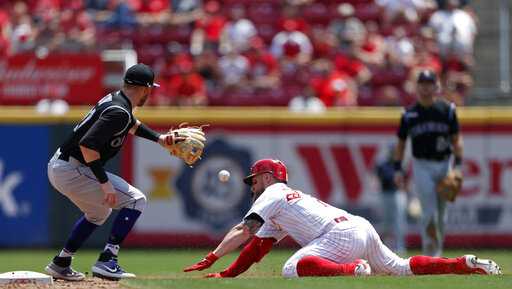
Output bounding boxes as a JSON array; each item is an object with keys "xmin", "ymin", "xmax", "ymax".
[
  {"xmin": 87, "ymin": 159, "xmax": 108, "ymax": 184},
  {"xmin": 453, "ymin": 156, "xmax": 463, "ymax": 171},
  {"xmin": 207, "ymin": 252, "xmax": 219, "ymax": 262},
  {"xmin": 135, "ymin": 123, "xmax": 161, "ymax": 143}
]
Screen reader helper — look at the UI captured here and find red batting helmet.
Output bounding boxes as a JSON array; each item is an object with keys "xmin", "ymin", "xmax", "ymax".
[{"xmin": 243, "ymin": 159, "xmax": 288, "ymax": 185}]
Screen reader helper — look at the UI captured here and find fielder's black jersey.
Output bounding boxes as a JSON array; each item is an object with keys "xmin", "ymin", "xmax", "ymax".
[
  {"xmin": 59, "ymin": 91, "xmax": 136, "ymax": 165},
  {"xmin": 397, "ymin": 99, "xmax": 459, "ymax": 160}
]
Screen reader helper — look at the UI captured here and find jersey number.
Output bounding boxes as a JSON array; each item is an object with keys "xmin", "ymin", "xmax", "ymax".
[
  {"xmin": 436, "ymin": 136, "xmax": 450, "ymax": 152},
  {"xmin": 286, "ymin": 192, "xmax": 301, "ymax": 202}
]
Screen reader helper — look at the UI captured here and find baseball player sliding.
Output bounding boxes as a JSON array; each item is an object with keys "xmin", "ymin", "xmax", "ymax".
[
  {"xmin": 45, "ymin": 64, "xmax": 206, "ymax": 281},
  {"xmin": 184, "ymin": 159, "xmax": 501, "ymax": 278}
]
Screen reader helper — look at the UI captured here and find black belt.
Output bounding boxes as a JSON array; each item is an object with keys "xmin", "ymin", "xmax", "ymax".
[
  {"xmin": 416, "ymin": 156, "xmax": 450, "ymax": 162},
  {"xmin": 58, "ymin": 153, "xmax": 70, "ymax": 162}
]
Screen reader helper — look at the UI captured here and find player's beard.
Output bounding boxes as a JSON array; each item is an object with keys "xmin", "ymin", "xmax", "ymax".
[
  {"xmin": 251, "ymin": 190, "xmax": 264, "ymax": 203},
  {"xmin": 138, "ymin": 92, "xmax": 149, "ymax": 106}
]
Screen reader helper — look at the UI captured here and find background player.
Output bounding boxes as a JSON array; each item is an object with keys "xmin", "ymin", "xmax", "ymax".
[
  {"xmin": 375, "ymin": 143, "xmax": 407, "ymax": 255},
  {"xmin": 394, "ymin": 70, "xmax": 463, "ymax": 256},
  {"xmin": 45, "ymin": 64, "xmax": 190, "ymax": 281},
  {"xmin": 183, "ymin": 159, "xmax": 500, "ymax": 278}
]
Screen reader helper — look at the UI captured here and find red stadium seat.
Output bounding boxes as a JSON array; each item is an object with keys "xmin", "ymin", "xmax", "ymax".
[
  {"xmin": 247, "ymin": 2, "xmax": 281, "ymax": 25},
  {"xmin": 354, "ymin": 3, "xmax": 381, "ymax": 22},
  {"xmin": 256, "ymin": 23, "xmax": 280, "ymax": 44},
  {"xmin": 301, "ymin": 3, "xmax": 330, "ymax": 26}
]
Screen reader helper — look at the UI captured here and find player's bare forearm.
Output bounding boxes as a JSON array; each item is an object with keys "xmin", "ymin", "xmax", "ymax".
[
  {"xmin": 128, "ymin": 119, "xmax": 141, "ymax": 135},
  {"xmin": 212, "ymin": 217, "xmax": 263, "ymax": 258},
  {"xmin": 452, "ymin": 134, "xmax": 463, "ymax": 159},
  {"xmin": 212, "ymin": 223, "xmax": 253, "ymax": 258},
  {"xmin": 80, "ymin": 145, "xmax": 101, "ymax": 162},
  {"xmin": 394, "ymin": 139, "xmax": 406, "ymax": 162}
]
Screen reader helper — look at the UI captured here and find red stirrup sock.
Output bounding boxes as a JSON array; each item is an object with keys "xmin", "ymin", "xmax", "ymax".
[
  {"xmin": 410, "ymin": 256, "xmax": 472, "ymax": 275},
  {"xmin": 296, "ymin": 256, "xmax": 357, "ymax": 277}
]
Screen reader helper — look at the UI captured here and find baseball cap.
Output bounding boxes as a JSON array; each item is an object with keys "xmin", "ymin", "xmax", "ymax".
[
  {"xmin": 123, "ymin": 63, "xmax": 160, "ymax": 88},
  {"xmin": 417, "ymin": 70, "xmax": 437, "ymax": 83}
]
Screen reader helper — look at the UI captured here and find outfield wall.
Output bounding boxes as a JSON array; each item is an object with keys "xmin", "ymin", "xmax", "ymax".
[{"xmin": 1, "ymin": 107, "xmax": 512, "ymax": 248}]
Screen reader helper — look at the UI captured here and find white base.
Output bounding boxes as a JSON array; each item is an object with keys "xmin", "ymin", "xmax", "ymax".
[{"xmin": 0, "ymin": 271, "xmax": 54, "ymax": 285}]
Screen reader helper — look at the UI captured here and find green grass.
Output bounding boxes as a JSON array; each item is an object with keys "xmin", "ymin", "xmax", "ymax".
[{"xmin": 0, "ymin": 249, "xmax": 511, "ymax": 289}]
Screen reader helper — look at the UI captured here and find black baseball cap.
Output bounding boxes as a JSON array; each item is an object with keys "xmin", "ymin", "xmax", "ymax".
[
  {"xmin": 123, "ymin": 63, "xmax": 160, "ymax": 87},
  {"xmin": 417, "ymin": 70, "xmax": 437, "ymax": 83}
]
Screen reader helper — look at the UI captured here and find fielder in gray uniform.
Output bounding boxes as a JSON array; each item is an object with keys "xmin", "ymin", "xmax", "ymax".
[
  {"xmin": 45, "ymin": 64, "xmax": 181, "ymax": 281},
  {"xmin": 393, "ymin": 70, "xmax": 463, "ymax": 257}
]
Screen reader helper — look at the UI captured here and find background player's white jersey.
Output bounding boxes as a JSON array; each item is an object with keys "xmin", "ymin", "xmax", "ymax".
[{"xmin": 245, "ymin": 183, "xmax": 356, "ymax": 246}]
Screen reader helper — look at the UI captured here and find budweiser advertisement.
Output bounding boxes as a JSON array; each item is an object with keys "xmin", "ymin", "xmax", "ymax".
[
  {"xmin": 124, "ymin": 122, "xmax": 512, "ymax": 248},
  {"xmin": 0, "ymin": 53, "xmax": 103, "ymax": 105}
]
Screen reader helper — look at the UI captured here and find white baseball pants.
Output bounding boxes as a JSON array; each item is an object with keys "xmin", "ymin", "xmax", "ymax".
[{"xmin": 282, "ymin": 216, "xmax": 412, "ymax": 277}]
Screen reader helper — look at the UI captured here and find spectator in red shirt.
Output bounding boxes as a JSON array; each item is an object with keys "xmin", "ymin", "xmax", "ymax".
[
  {"xmin": 0, "ymin": 4, "xmax": 11, "ymax": 57},
  {"xmin": 278, "ymin": 4, "xmax": 310, "ymax": 34},
  {"xmin": 245, "ymin": 37, "xmax": 280, "ymax": 90},
  {"xmin": 310, "ymin": 60, "xmax": 357, "ymax": 107},
  {"xmin": 130, "ymin": 0, "xmax": 168, "ymax": 13},
  {"xmin": 310, "ymin": 26, "xmax": 337, "ymax": 60},
  {"xmin": 161, "ymin": 51, "xmax": 194, "ymax": 77},
  {"xmin": 57, "ymin": 4, "xmax": 96, "ymax": 51},
  {"xmin": 190, "ymin": 0, "xmax": 226, "ymax": 55},
  {"xmin": 167, "ymin": 61, "xmax": 208, "ymax": 106},
  {"xmin": 334, "ymin": 39, "xmax": 371, "ymax": 85},
  {"xmin": 358, "ymin": 22, "xmax": 386, "ymax": 67},
  {"xmin": 0, "ymin": 34, "xmax": 9, "ymax": 57},
  {"xmin": 129, "ymin": 0, "xmax": 170, "ymax": 25}
]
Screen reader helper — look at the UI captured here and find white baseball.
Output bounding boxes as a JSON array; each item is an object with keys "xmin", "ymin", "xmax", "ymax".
[{"xmin": 218, "ymin": 170, "xmax": 230, "ymax": 182}]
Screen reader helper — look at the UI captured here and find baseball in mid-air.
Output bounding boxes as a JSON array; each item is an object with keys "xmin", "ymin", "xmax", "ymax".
[{"xmin": 218, "ymin": 170, "xmax": 230, "ymax": 182}]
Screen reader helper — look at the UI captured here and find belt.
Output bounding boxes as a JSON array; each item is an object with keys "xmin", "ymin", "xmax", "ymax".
[
  {"xmin": 323, "ymin": 216, "xmax": 349, "ymax": 233},
  {"xmin": 416, "ymin": 155, "xmax": 450, "ymax": 162},
  {"xmin": 58, "ymin": 153, "xmax": 69, "ymax": 162},
  {"xmin": 55, "ymin": 149, "xmax": 82, "ymax": 166}
]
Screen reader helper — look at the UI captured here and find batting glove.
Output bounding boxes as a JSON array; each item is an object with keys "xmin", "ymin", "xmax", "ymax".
[{"xmin": 183, "ymin": 252, "xmax": 219, "ymax": 272}]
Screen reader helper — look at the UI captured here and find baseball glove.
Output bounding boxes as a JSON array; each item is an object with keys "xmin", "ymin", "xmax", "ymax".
[
  {"xmin": 163, "ymin": 123, "xmax": 207, "ymax": 166},
  {"xmin": 436, "ymin": 170, "xmax": 463, "ymax": 202}
]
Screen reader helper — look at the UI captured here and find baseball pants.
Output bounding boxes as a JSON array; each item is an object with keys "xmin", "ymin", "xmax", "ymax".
[
  {"xmin": 412, "ymin": 158, "xmax": 450, "ymax": 256},
  {"xmin": 47, "ymin": 149, "xmax": 146, "ymax": 225},
  {"xmin": 282, "ymin": 216, "xmax": 412, "ymax": 277}
]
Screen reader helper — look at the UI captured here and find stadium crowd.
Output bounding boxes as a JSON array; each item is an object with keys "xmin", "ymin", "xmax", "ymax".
[{"xmin": 0, "ymin": 0, "xmax": 478, "ymax": 107}]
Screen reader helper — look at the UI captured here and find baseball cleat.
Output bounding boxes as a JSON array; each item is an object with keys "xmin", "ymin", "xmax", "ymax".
[
  {"xmin": 45, "ymin": 262, "xmax": 85, "ymax": 281},
  {"xmin": 354, "ymin": 259, "xmax": 372, "ymax": 276},
  {"xmin": 464, "ymin": 255, "xmax": 502, "ymax": 275},
  {"xmin": 92, "ymin": 258, "xmax": 136, "ymax": 280}
]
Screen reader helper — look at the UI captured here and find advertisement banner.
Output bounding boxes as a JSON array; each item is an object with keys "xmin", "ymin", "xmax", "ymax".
[
  {"xmin": 127, "ymin": 122, "xmax": 512, "ymax": 247},
  {"xmin": 0, "ymin": 53, "xmax": 103, "ymax": 105},
  {"xmin": 0, "ymin": 125, "xmax": 50, "ymax": 246}
]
